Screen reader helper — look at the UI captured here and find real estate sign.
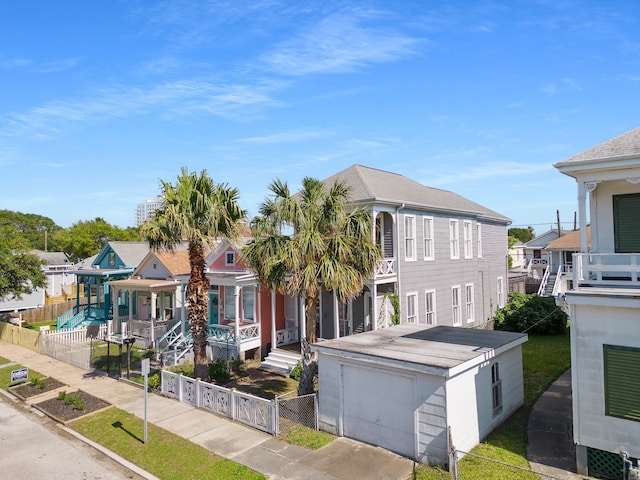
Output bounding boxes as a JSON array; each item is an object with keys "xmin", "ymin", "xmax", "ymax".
[{"xmin": 11, "ymin": 368, "xmax": 28, "ymax": 383}]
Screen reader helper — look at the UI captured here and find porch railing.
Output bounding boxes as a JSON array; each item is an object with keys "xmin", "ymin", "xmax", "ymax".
[
  {"xmin": 573, "ymin": 253, "xmax": 640, "ymax": 288},
  {"xmin": 276, "ymin": 327, "xmax": 298, "ymax": 347},
  {"xmin": 208, "ymin": 323, "xmax": 260, "ymax": 343},
  {"xmin": 375, "ymin": 257, "xmax": 396, "ymax": 276}
]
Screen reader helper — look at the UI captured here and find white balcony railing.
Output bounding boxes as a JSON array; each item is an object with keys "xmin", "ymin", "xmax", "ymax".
[
  {"xmin": 375, "ymin": 257, "xmax": 396, "ymax": 276},
  {"xmin": 208, "ymin": 323, "xmax": 261, "ymax": 351},
  {"xmin": 573, "ymin": 253, "xmax": 640, "ymax": 288}
]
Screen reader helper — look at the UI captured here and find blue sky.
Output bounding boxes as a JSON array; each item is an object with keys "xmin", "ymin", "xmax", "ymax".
[{"xmin": 1, "ymin": 1, "xmax": 639, "ymax": 233}]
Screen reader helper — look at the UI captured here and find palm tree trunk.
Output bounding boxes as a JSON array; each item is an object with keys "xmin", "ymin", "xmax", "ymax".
[
  {"xmin": 298, "ymin": 294, "xmax": 318, "ymax": 395},
  {"xmin": 187, "ymin": 242, "xmax": 210, "ymax": 381}
]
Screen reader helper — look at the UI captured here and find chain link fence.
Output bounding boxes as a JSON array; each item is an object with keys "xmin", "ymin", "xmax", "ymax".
[{"xmin": 275, "ymin": 391, "xmax": 318, "ymax": 435}]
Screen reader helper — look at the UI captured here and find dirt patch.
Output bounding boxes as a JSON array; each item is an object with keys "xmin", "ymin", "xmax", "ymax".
[
  {"xmin": 10, "ymin": 377, "xmax": 67, "ymax": 400},
  {"xmin": 221, "ymin": 361, "xmax": 298, "ymax": 399},
  {"xmin": 34, "ymin": 390, "xmax": 111, "ymax": 423}
]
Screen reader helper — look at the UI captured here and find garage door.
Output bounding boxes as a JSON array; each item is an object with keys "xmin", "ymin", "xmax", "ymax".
[{"xmin": 341, "ymin": 363, "xmax": 415, "ymax": 458}]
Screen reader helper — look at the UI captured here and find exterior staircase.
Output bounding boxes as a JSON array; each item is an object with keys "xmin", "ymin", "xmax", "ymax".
[
  {"xmin": 542, "ymin": 273, "xmax": 557, "ymax": 296},
  {"xmin": 261, "ymin": 348, "xmax": 301, "ymax": 374}
]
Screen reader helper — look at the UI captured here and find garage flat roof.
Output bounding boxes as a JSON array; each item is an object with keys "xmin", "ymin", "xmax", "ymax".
[{"xmin": 312, "ymin": 325, "xmax": 527, "ymax": 376}]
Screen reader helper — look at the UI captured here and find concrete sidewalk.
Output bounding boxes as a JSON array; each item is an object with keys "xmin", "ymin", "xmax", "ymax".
[
  {"xmin": 0, "ymin": 342, "xmax": 413, "ymax": 480},
  {"xmin": 527, "ymin": 368, "xmax": 588, "ymax": 480}
]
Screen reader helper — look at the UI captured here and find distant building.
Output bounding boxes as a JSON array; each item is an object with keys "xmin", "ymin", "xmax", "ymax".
[{"xmin": 136, "ymin": 196, "xmax": 163, "ymax": 226}]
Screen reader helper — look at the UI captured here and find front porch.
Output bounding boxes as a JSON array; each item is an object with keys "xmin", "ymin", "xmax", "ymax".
[{"xmin": 573, "ymin": 253, "xmax": 640, "ymax": 289}]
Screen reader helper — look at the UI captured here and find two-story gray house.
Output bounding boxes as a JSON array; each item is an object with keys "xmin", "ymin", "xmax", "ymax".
[{"xmin": 314, "ymin": 165, "xmax": 511, "ymax": 337}]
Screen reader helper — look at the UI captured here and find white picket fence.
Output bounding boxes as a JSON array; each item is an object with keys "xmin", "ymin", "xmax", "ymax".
[{"xmin": 39, "ymin": 325, "xmax": 107, "ymax": 370}]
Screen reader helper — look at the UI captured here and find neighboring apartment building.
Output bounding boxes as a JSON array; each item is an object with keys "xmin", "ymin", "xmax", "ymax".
[
  {"xmin": 136, "ymin": 196, "xmax": 164, "ymax": 226},
  {"xmin": 555, "ymin": 127, "xmax": 640, "ymax": 478},
  {"xmin": 315, "ymin": 165, "xmax": 511, "ymax": 335}
]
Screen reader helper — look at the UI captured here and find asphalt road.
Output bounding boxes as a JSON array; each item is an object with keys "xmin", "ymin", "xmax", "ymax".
[{"xmin": 0, "ymin": 394, "xmax": 144, "ymax": 480}]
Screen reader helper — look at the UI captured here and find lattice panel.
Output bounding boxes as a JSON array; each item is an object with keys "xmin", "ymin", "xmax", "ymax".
[{"xmin": 588, "ymin": 447, "xmax": 625, "ymax": 480}]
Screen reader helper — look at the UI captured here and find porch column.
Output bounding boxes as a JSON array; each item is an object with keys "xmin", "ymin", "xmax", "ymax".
[
  {"xmin": 372, "ymin": 283, "xmax": 378, "ymax": 331},
  {"xmin": 299, "ymin": 296, "xmax": 306, "ymax": 341},
  {"xmin": 150, "ymin": 291, "xmax": 158, "ymax": 344},
  {"xmin": 110, "ymin": 287, "xmax": 119, "ymax": 336},
  {"xmin": 181, "ymin": 282, "xmax": 187, "ymax": 336},
  {"xmin": 234, "ymin": 286, "xmax": 240, "ymax": 341},
  {"xmin": 333, "ymin": 291, "xmax": 340, "ymax": 338},
  {"xmin": 271, "ymin": 285, "xmax": 277, "ymax": 349},
  {"xmin": 577, "ymin": 181, "xmax": 588, "ymax": 253}
]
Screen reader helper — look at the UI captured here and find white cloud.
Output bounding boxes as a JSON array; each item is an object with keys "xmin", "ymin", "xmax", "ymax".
[
  {"xmin": 239, "ymin": 129, "xmax": 331, "ymax": 144},
  {"xmin": 422, "ymin": 160, "xmax": 551, "ymax": 187},
  {"xmin": 540, "ymin": 77, "xmax": 582, "ymax": 95},
  {"xmin": 261, "ymin": 8, "xmax": 420, "ymax": 76}
]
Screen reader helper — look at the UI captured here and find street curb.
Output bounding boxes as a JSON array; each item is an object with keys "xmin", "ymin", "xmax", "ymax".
[{"xmin": 58, "ymin": 424, "xmax": 162, "ymax": 480}]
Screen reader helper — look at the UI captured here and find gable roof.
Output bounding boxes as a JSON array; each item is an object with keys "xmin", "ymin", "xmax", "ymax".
[
  {"xmin": 523, "ymin": 229, "xmax": 570, "ymax": 248},
  {"xmin": 544, "ymin": 227, "xmax": 591, "ymax": 251},
  {"xmin": 556, "ymin": 127, "xmax": 640, "ymax": 165},
  {"xmin": 320, "ymin": 164, "xmax": 510, "ymax": 223},
  {"xmin": 94, "ymin": 241, "xmax": 150, "ymax": 268}
]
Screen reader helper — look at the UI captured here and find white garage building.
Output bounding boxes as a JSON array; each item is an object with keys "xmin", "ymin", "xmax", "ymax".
[{"xmin": 312, "ymin": 324, "xmax": 527, "ymax": 466}]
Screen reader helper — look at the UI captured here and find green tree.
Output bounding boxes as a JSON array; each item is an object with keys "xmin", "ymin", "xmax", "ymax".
[
  {"xmin": 0, "ymin": 225, "xmax": 46, "ymax": 300},
  {"xmin": 141, "ymin": 168, "xmax": 245, "ymax": 381},
  {"xmin": 0, "ymin": 210, "xmax": 61, "ymax": 251},
  {"xmin": 56, "ymin": 218, "xmax": 143, "ymax": 262},
  {"xmin": 508, "ymin": 226, "xmax": 535, "ymax": 243},
  {"xmin": 242, "ymin": 177, "xmax": 382, "ymax": 395}
]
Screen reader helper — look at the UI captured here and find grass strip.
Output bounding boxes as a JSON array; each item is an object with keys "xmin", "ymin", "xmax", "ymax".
[
  {"xmin": 0, "ymin": 363, "xmax": 45, "ymax": 389},
  {"xmin": 0, "ymin": 356, "xmax": 10, "ymax": 365},
  {"xmin": 71, "ymin": 407, "xmax": 265, "ymax": 480},
  {"xmin": 278, "ymin": 424, "xmax": 335, "ymax": 450}
]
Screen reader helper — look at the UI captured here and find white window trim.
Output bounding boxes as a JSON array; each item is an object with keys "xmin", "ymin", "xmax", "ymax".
[
  {"xmin": 492, "ymin": 362, "xmax": 503, "ymax": 415},
  {"xmin": 497, "ymin": 276, "xmax": 504, "ymax": 308},
  {"xmin": 465, "ymin": 283, "xmax": 474, "ymax": 323},
  {"xmin": 449, "ymin": 219, "xmax": 459, "ymax": 259},
  {"xmin": 406, "ymin": 292, "xmax": 418, "ymax": 323},
  {"xmin": 423, "ymin": 216, "xmax": 434, "ymax": 261},
  {"xmin": 405, "ymin": 215, "xmax": 416, "ymax": 261},
  {"xmin": 225, "ymin": 251, "xmax": 236, "ymax": 266},
  {"xmin": 425, "ymin": 289, "xmax": 436, "ymax": 325},
  {"xmin": 452, "ymin": 285, "xmax": 461, "ymax": 326},
  {"xmin": 463, "ymin": 220, "xmax": 473, "ymax": 259},
  {"xmin": 476, "ymin": 224, "xmax": 482, "ymax": 258}
]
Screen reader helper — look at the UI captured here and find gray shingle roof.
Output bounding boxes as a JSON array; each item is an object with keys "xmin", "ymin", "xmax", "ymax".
[
  {"xmin": 555, "ymin": 127, "xmax": 640, "ymax": 165},
  {"xmin": 108, "ymin": 241, "xmax": 150, "ymax": 268},
  {"xmin": 320, "ymin": 164, "xmax": 510, "ymax": 223}
]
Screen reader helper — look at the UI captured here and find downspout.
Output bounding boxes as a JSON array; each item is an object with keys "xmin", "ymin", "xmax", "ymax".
[{"xmin": 395, "ymin": 203, "xmax": 405, "ymax": 321}]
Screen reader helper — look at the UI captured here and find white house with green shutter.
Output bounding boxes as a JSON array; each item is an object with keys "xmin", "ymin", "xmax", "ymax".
[{"xmin": 554, "ymin": 127, "xmax": 640, "ymax": 478}]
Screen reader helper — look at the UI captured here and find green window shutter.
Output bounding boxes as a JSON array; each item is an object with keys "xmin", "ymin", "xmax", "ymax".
[
  {"xmin": 604, "ymin": 345, "xmax": 640, "ymax": 422},
  {"xmin": 613, "ymin": 194, "xmax": 640, "ymax": 253}
]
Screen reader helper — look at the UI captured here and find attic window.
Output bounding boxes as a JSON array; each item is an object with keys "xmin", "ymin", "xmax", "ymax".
[
  {"xmin": 108, "ymin": 253, "xmax": 115, "ymax": 267},
  {"xmin": 225, "ymin": 252, "xmax": 235, "ymax": 266},
  {"xmin": 153, "ymin": 263, "xmax": 157, "ymax": 269}
]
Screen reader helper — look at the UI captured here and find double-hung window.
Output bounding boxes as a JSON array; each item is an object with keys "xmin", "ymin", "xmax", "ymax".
[
  {"xmin": 497, "ymin": 277, "xmax": 504, "ymax": 308},
  {"xmin": 405, "ymin": 215, "xmax": 416, "ymax": 261},
  {"xmin": 425, "ymin": 290, "xmax": 436, "ymax": 325},
  {"xmin": 463, "ymin": 221, "xmax": 472, "ymax": 258},
  {"xmin": 476, "ymin": 224, "xmax": 482, "ymax": 258},
  {"xmin": 465, "ymin": 283, "xmax": 474, "ymax": 323},
  {"xmin": 449, "ymin": 220, "xmax": 459, "ymax": 259},
  {"xmin": 406, "ymin": 292, "xmax": 418, "ymax": 323},
  {"xmin": 423, "ymin": 217, "xmax": 434, "ymax": 261},
  {"xmin": 452, "ymin": 286, "xmax": 461, "ymax": 325}
]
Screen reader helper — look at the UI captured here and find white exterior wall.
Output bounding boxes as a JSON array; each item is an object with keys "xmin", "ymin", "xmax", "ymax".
[
  {"xmin": 446, "ymin": 346, "xmax": 524, "ymax": 454},
  {"xmin": 569, "ymin": 300, "xmax": 640, "ymax": 459},
  {"xmin": 397, "ymin": 209, "xmax": 508, "ymax": 328}
]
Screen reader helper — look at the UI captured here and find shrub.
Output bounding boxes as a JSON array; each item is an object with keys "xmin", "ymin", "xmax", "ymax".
[
  {"xmin": 208, "ymin": 360, "xmax": 231, "ymax": 384},
  {"xmin": 57, "ymin": 390, "xmax": 85, "ymax": 410},
  {"xmin": 289, "ymin": 360, "xmax": 302, "ymax": 381},
  {"xmin": 147, "ymin": 372, "xmax": 161, "ymax": 390},
  {"xmin": 493, "ymin": 292, "xmax": 568, "ymax": 334},
  {"xmin": 30, "ymin": 376, "xmax": 46, "ymax": 390}
]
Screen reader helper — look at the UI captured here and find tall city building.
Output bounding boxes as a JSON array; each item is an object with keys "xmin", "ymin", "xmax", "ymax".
[{"xmin": 136, "ymin": 196, "xmax": 163, "ymax": 226}]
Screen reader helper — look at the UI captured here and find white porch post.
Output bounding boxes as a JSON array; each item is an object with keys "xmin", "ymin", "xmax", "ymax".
[
  {"xmin": 150, "ymin": 291, "xmax": 158, "ymax": 344},
  {"xmin": 578, "ymin": 181, "xmax": 588, "ymax": 253},
  {"xmin": 372, "ymin": 283, "xmax": 378, "ymax": 331},
  {"xmin": 333, "ymin": 291, "xmax": 340, "ymax": 338},
  {"xmin": 181, "ymin": 282, "xmax": 187, "ymax": 335},
  {"xmin": 234, "ymin": 286, "xmax": 240, "ymax": 341},
  {"xmin": 299, "ymin": 296, "xmax": 306, "ymax": 341},
  {"xmin": 271, "ymin": 285, "xmax": 277, "ymax": 349},
  {"xmin": 110, "ymin": 287, "xmax": 119, "ymax": 336}
]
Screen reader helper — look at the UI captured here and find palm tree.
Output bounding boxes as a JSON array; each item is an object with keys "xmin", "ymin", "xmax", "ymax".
[
  {"xmin": 242, "ymin": 177, "xmax": 382, "ymax": 394},
  {"xmin": 141, "ymin": 167, "xmax": 245, "ymax": 381}
]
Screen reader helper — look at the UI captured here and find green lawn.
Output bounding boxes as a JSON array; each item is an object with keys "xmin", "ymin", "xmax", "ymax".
[
  {"xmin": 414, "ymin": 331, "xmax": 571, "ymax": 479},
  {"xmin": 71, "ymin": 407, "xmax": 265, "ymax": 480},
  {"xmin": 0, "ymin": 363, "xmax": 45, "ymax": 389},
  {"xmin": 22, "ymin": 321, "xmax": 57, "ymax": 332}
]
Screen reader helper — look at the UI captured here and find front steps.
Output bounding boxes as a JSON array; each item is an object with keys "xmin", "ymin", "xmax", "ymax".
[{"xmin": 261, "ymin": 348, "xmax": 301, "ymax": 374}]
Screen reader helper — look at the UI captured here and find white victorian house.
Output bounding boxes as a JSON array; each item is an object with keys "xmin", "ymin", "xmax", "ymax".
[{"xmin": 555, "ymin": 127, "xmax": 640, "ymax": 478}]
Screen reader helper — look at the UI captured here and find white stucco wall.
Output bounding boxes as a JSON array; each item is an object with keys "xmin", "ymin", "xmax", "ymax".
[{"xmin": 569, "ymin": 299, "xmax": 640, "ymax": 459}]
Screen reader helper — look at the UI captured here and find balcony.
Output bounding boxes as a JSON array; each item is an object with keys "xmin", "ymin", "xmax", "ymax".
[
  {"xmin": 375, "ymin": 257, "xmax": 396, "ymax": 277},
  {"xmin": 208, "ymin": 322, "xmax": 261, "ymax": 352},
  {"xmin": 573, "ymin": 253, "xmax": 640, "ymax": 289}
]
